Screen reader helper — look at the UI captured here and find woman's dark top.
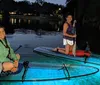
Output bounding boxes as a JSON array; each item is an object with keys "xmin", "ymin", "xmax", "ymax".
[{"xmin": 63, "ymin": 22, "xmax": 76, "ymax": 41}]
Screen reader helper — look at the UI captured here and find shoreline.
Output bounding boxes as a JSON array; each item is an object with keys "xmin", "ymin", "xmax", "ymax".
[{"xmin": 10, "ymin": 15, "xmax": 62, "ymax": 21}]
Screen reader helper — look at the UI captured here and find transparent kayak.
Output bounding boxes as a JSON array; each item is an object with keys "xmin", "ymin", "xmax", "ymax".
[{"xmin": 0, "ymin": 61, "xmax": 99, "ymax": 82}]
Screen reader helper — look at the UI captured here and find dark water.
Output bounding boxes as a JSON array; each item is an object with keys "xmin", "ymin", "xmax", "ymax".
[
  {"xmin": 0, "ymin": 16, "xmax": 100, "ymax": 54},
  {"xmin": 0, "ymin": 16, "xmax": 63, "ymax": 34}
]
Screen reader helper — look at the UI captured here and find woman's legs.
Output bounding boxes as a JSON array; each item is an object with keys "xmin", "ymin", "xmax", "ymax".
[
  {"xmin": 13, "ymin": 54, "xmax": 20, "ymax": 67},
  {"xmin": 53, "ymin": 47, "xmax": 66, "ymax": 53},
  {"xmin": 16, "ymin": 54, "xmax": 20, "ymax": 61},
  {"xmin": 57, "ymin": 47, "xmax": 65, "ymax": 51},
  {"xmin": 65, "ymin": 45, "xmax": 70, "ymax": 54},
  {"xmin": 11, "ymin": 54, "xmax": 20, "ymax": 72},
  {"xmin": 56, "ymin": 45, "xmax": 73, "ymax": 52},
  {"xmin": 57, "ymin": 45, "xmax": 70, "ymax": 55},
  {"xmin": 2, "ymin": 54, "xmax": 20, "ymax": 72},
  {"xmin": 53, "ymin": 46, "xmax": 66, "ymax": 52},
  {"xmin": 2, "ymin": 62, "xmax": 14, "ymax": 72},
  {"xmin": 69, "ymin": 45, "xmax": 74, "ymax": 52}
]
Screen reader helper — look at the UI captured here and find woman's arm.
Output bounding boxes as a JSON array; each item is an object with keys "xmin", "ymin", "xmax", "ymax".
[
  {"xmin": 9, "ymin": 47, "xmax": 18, "ymax": 61},
  {"xmin": 7, "ymin": 41, "xmax": 18, "ymax": 61},
  {"xmin": 63, "ymin": 23, "xmax": 76, "ymax": 38},
  {"xmin": 8, "ymin": 43, "xmax": 20, "ymax": 68}
]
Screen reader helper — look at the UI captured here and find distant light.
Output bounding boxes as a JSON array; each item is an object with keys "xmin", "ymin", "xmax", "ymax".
[
  {"xmin": 19, "ymin": 19, "xmax": 21, "ymax": 23},
  {"xmin": 9, "ymin": 12, "xmax": 16, "ymax": 15},
  {"xmin": 28, "ymin": 13, "xmax": 31, "ymax": 15},
  {"xmin": 59, "ymin": 8, "xmax": 61, "ymax": 11}
]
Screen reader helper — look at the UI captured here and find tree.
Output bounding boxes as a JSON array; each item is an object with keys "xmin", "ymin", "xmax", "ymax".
[
  {"xmin": 0, "ymin": 0, "xmax": 15, "ymax": 11},
  {"xmin": 35, "ymin": 0, "xmax": 45, "ymax": 6}
]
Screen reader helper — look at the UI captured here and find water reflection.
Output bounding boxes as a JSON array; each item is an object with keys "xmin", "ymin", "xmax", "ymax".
[
  {"xmin": 13, "ymin": 28, "xmax": 60, "ymax": 36},
  {"xmin": 28, "ymin": 19, "xmax": 31, "ymax": 24},
  {"xmin": 19, "ymin": 19, "xmax": 21, "ymax": 23},
  {"xmin": 7, "ymin": 31, "xmax": 63, "ymax": 52},
  {"xmin": 10, "ymin": 18, "xmax": 16, "ymax": 24},
  {"xmin": 14, "ymin": 29, "xmax": 26, "ymax": 34},
  {"xmin": 1, "ymin": 17, "xmax": 100, "ymax": 54},
  {"xmin": 9, "ymin": 18, "xmax": 63, "ymax": 32}
]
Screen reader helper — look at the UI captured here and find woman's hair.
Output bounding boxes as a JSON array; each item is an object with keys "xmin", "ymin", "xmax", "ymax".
[{"xmin": 65, "ymin": 13, "xmax": 73, "ymax": 18}]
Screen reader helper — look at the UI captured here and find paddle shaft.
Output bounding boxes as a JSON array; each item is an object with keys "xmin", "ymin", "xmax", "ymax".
[
  {"xmin": 14, "ymin": 45, "xmax": 22, "ymax": 52},
  {"xmin": 22, "ymin": 61, "xmax": 29, "ymax": 82},
  {"xmin": 72, "ymin": 8, "xmax": 77, "ymax": 56}
]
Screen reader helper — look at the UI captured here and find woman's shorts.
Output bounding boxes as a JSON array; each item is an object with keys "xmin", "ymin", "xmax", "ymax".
[
  {"xmin": 63, "ymin": 38, "xmax": 74, "ymax": 46},
  {"xmin": 0, "ymin": 63, "xmax": 2, "ymax": 74}
]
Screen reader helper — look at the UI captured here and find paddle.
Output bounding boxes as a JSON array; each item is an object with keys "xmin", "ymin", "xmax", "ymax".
[
  {"xmin": 72, "ymin": 20, "xmax": 77, "ymax": 56},
  {"xmin": 72, "ymin": 8, "xmax": 77, "ymax": 56},
  {"xmin": 14, "ymin": 45, "xmax": 22, "ymax": 52},
  {"xmin": 22, "ymin": 61, "xmax": 29, "ymax": 82}
]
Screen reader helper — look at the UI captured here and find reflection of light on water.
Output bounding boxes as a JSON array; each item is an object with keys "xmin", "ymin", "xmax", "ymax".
[
  {"xmin": 10, "ymin": 18, "xmax": 32, "ymax": 24},
  {"xmin": 9, "ymin": 18, "xmax": 63, "ymax": 32},
  {"xmin": 10, "ymin": 18, "xmax": 14, "ymax": 24},
  {"xmin": 10, "ymin": 18, "xmax": 17, "ymax": 24},
  {"xmin": 28, "ymin": 19, "xmax": 31, "ymax": 24},
  {"xmin": 14, "ymin": 19, "xmax": 16, "ymax": 23},
  {"xmin": 57, "ymin": 28, "xmax": 60, "ymax": 32},
  {"xmin": 19, "ymin": 19, "xmax": 21, "ymax": 23}
]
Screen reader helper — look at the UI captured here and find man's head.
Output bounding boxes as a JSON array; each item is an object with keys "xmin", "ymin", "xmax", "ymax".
[{"xmin": 0, "ymin": 26, "xmax": 6, "ymax": 40}]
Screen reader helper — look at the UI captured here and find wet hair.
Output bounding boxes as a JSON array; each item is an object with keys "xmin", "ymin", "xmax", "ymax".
[{"xmin": 65, "ymin": 14, "xmax": 73, "ymax": 18}]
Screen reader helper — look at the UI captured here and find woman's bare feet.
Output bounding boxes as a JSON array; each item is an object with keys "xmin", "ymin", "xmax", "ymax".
[{"xmin": 52, "ymin": 48, "xmax": 59, "ymax": 52}]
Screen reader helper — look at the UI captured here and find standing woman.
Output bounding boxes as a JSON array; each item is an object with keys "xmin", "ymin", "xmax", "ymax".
[
  {"xmin": 53, "ymin": 14, "xmax": 76, "ymax": 55},
  {"xmin": 0, "ymin": 26, "xmax": 20, "ymax": 74}
]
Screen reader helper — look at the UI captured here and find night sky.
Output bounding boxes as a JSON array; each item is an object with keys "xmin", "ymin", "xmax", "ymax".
[{"xmin": 15, "ymin": 0, "xmax": 66, "ymax": 6}]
